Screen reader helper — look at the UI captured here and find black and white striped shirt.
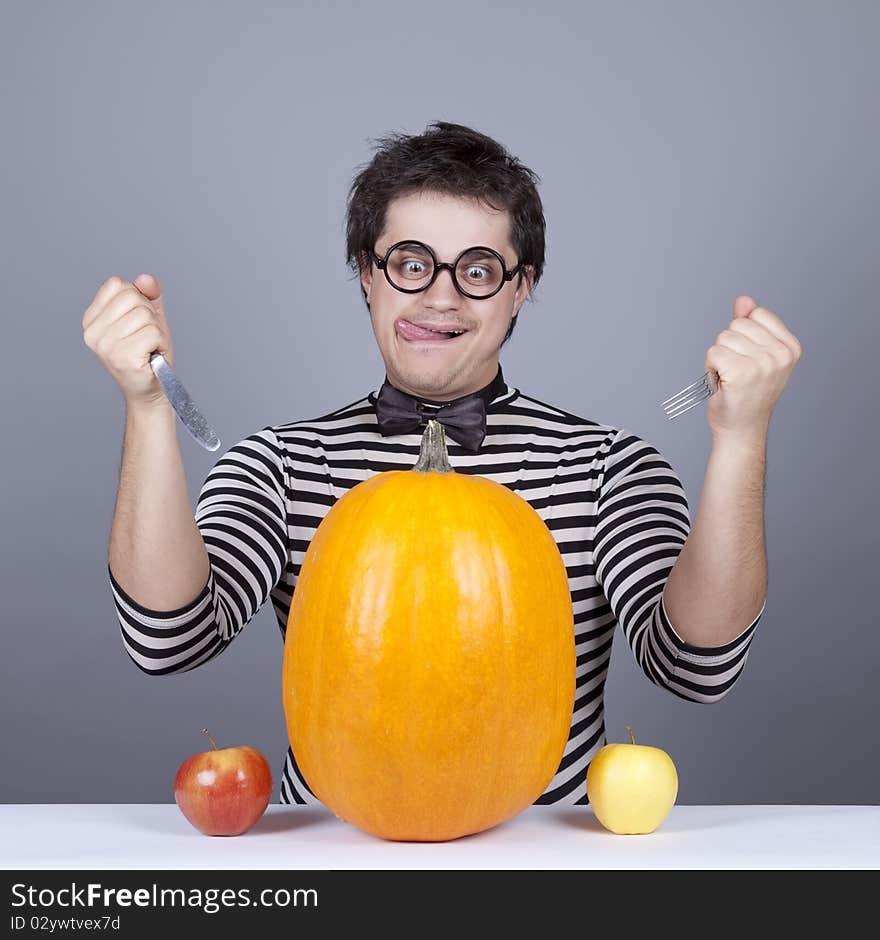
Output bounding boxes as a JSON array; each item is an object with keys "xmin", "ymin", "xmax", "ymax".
[{"xmin": 108, "ymin": 368, "xmax": 765, "ymax": 805}]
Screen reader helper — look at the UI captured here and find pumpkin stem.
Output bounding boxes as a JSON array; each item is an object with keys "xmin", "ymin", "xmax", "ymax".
[
  {"xmin": 202, "ymin": 728, "xmax": 219, "ymax": 750},
  {"xmin": 414, "ymin": 419, "xmax": 454, "ymax": 474},
  {"xmin": 626, "ymin": 725, "xmax": 636, "ymax": 745}
]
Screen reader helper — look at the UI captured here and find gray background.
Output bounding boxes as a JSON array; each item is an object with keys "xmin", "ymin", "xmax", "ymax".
[{"xmin": 1, "ymin": 0, "xmax": 876, "ymax": 805}]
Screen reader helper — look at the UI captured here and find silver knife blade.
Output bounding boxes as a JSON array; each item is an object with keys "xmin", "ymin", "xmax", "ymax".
[{"xmin": 149, "ymin": 353, "xmax": 221, "ymax": 452}]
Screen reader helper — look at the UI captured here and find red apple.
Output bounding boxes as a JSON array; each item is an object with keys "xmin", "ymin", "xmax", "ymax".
[{"xmin": 174, "ymin": 728, "xmax": 273, "ymax": 836}]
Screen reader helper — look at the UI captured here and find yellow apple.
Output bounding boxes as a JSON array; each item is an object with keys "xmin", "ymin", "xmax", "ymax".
[{"xmin": 586, "ymin": 725, "xmax": 678, "ymax": 834}]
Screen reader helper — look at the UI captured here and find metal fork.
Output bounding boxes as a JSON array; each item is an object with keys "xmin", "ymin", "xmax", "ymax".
[{"xmin": 662, "ymin": 369, "xmax": 720, "ymax": 419}]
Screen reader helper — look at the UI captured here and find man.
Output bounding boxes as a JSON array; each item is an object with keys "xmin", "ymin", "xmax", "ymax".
[{"xmin": 88, "ymin": 121, "xmax": 802, "ymax": 805}]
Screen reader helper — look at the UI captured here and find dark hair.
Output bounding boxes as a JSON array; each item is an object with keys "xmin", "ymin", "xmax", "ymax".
[{"xmin": 344, "ymin": 121, "xmax": 546, "ymax": 347}]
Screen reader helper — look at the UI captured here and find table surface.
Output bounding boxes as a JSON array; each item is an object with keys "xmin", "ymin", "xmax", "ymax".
[{"xmin": 2, "ymin": 804, "xmax": 878, "ymax": 870}]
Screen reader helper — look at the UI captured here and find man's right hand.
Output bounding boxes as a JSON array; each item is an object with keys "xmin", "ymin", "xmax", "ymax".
[{"xmin": 82, "ymin": 273, "xmax": 175, "ymax": 408}]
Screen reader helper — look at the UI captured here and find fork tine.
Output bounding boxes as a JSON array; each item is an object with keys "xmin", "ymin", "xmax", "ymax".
[
  {"xmin": 662, "ymin": 372, "xmax": 711, "ymax": 407},
  {"xmin": 664, "ymin": 384, "xmax": 713, "ymax": 418},
  {"xmin": 665, "ymin": 392, "xmax": 712, "ymax": 419}
]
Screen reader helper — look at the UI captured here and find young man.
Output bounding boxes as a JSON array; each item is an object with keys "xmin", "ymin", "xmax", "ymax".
[{"xmin": 95, "ymin": 121, "xmax": 800, "ymax": 805}]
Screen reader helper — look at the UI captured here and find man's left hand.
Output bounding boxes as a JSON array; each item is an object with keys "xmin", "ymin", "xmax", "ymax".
[{"xmin": 705, "ymin": 295, "xmax": 803, "ymax": 439}]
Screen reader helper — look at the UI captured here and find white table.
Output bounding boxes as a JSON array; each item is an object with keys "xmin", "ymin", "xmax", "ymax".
[{"xmin": 1, "ymin": 804, "xmax": 877, "ymax": 870}]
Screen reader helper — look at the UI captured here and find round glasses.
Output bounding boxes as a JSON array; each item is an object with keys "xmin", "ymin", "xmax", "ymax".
[{"xmin": 370, "ymin": 240, "xmax": 524, "ymax": 300}]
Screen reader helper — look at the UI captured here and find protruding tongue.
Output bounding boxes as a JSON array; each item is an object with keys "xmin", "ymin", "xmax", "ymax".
[{"xmin": 398, "ymin": 319, "xmax": 454, "ymax": 341}]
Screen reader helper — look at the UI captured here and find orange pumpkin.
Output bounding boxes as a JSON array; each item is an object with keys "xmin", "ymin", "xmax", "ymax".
[{"xmin": 282, "ymin": 419, "xmax": 575, "ymax": 841}]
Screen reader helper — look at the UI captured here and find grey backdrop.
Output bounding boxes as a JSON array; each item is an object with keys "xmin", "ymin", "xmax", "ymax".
[{"xmin": 1, "ymin": 0, "xmax": 876, "ymax": 805}]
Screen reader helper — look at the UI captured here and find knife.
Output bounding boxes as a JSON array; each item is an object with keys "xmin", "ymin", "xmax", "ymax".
[{"xmin": 149, "ymin": 353, "xmax": 221, "ymax": 452}]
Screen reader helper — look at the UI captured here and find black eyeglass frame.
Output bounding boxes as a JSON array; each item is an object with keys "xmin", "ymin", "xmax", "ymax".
[{"xmin": 370, "ymin": 240, "xmax": 525, "ymax": 300}]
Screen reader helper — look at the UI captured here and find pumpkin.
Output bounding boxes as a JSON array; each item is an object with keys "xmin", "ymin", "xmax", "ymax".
[{"xmin": 282, "ymin": 419, "xmax": 575, "ymax": 842}]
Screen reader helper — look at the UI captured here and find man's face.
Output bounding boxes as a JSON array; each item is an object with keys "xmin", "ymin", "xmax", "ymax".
[{"xmin": 360, "ymin": 190, "xmax": 533, "ymax": 401}]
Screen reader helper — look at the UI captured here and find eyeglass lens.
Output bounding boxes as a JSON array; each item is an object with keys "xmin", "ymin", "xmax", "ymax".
[{"xmin": 385, "ymin": 242, "xmax": 505, "ymax": 297}]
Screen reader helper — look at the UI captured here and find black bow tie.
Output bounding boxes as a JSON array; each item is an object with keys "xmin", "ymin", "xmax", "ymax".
[{"xmin": 372, "ymin": 368, "xmax": 507, "ymax": 453}]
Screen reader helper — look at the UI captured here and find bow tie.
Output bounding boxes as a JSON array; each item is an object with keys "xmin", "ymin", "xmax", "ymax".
[{"xmin": 373, "ymin": 369, "xmax": 507, "ymax": 453}]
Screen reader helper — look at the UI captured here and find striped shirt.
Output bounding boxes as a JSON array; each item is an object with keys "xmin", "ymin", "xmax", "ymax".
[{"xmin": 108, "ymin": 368, "xmax": 766, "ymax": 805}]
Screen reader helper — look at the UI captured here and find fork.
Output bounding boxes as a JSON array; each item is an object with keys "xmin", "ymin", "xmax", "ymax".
[{"xmin": 662, "ymin": 369, "xmax": 720, "ymax": 419}]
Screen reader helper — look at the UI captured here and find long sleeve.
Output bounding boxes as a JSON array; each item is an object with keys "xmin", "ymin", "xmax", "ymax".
[
  {"xmin": 109, "ymin": 427, "xmax": 288, "ymax": 675},
  {"xmin": 593, "ymin": 428, "xmax": 763, "ymax": 703}
]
